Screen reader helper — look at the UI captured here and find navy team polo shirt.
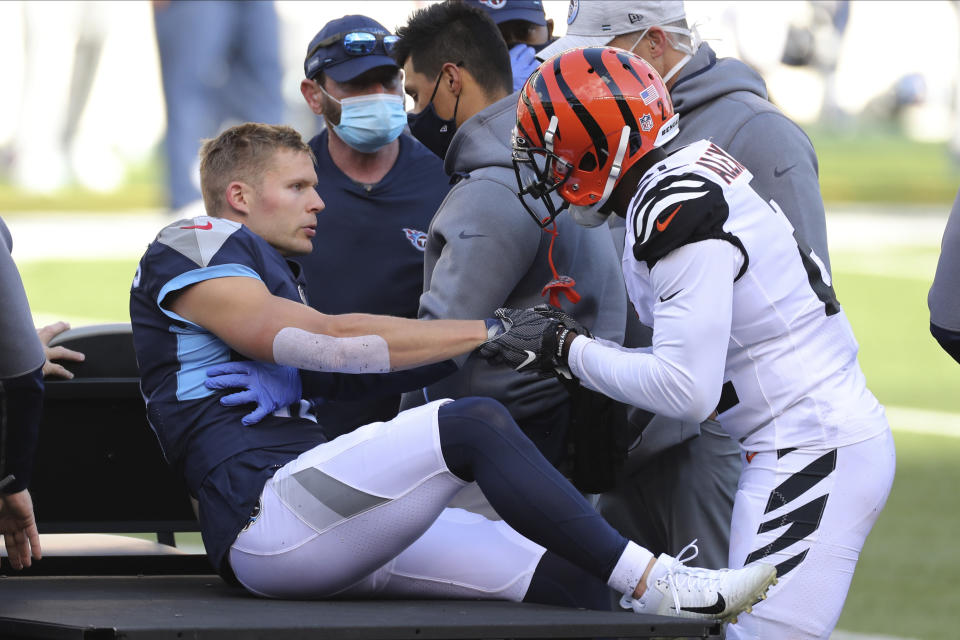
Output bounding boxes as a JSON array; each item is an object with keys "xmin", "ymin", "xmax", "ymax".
[{"xmin": 293, "ymin": 131, "xmax": 450, "ymax": 435}]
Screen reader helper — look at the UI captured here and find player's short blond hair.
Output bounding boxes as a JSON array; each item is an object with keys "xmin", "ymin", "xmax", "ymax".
[{"xmin": 199, "ymin": 123, "xmax": 313, "ymax": 217}]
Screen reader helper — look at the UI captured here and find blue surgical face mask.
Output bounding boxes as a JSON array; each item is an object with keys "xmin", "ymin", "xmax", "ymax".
[{"xmin": 320, "ymin": 88, "xmax": 407, "ymax": 153}]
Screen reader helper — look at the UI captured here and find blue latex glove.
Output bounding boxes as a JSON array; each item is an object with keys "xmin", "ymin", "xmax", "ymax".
[
  {"xmin": 510, "ymin": 43, "xmax": 539, "ymax": 92},
  {"xmin": 204, "ymin": 361, "xmax": 302, "ymax": 426}
]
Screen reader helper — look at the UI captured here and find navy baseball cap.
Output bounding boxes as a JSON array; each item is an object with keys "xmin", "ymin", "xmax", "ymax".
[
  {"xmin": 304, "ymin": 15, "xmax": 399, "ymax": 82},
  {"xmin": 465, "ymin": 0, "xmax": 547, "ymax": 26}
]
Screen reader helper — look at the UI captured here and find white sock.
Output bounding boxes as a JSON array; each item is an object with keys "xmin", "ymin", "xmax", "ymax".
[{"xmin": 606, "ymin": 541, "xmax": 655, "ymax": 596}]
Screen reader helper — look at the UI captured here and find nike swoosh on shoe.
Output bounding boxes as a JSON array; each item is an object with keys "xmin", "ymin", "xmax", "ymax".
[{"xmin": 680, "ymin": 593, "xmax": 726, "ymax": 615}]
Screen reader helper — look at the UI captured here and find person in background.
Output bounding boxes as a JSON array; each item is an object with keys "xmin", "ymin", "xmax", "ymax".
[
  {"xmin": 0, "ymin": 218, "xmax": 84, "ymax": 570},
  {"xmin": 929, "ymin": 187, "xmax": 960, "ymax": 364},
  {"xmin": 466, "ymin": 0, "xmax": 553, "ymax": 91},
  {"xmin": 295, "ymin": 15, "xmax": 451, "ymax": 436},
  {"xmin": 394, "ymin": 1, "xmax": 627, "ymax": 507},
  {"xmin": 153, "ymin": 0, "xmax": 284, "ymax": 215},
  {"xmin": 536, "ymin": 0, "xmax": 835, "ymax": 570}
]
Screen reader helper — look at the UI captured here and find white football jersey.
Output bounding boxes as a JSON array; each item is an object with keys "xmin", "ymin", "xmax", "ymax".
[{"xmin": 590, "ymin": 140, "xmax": 887, "ymax": 452}]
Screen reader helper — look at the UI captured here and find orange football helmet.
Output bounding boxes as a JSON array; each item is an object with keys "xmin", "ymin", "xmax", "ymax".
[{"xmin": 512, "ymin": 46, "xmax": 679, "ymax": 228}]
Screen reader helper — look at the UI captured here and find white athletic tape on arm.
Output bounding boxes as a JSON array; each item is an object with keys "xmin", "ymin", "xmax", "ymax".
[{"xmin": 272, "ymin": 327, "xmax": 391, "ymax": 374}]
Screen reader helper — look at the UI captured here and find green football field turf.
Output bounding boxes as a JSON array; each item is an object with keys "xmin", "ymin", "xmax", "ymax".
[
  {"xmin": 836, "ymin": 430, "xmax": 958, "ymax": 640},
  {"xmin": 16, "ymin": 245, "xmax": 959, "ymax": 639}
]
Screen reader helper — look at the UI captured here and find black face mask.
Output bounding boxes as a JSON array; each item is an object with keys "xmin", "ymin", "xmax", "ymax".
[{"xmin": 407, "ymin": 65, "xmax": 460, "ymax": 160}]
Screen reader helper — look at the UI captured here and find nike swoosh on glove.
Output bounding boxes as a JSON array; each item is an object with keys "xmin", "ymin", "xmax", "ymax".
[
  {"xmin": 478, "ymin": 307, "xmax": 560, "ymax": 374},
  {"xmin": 205, "ymin": 361, "xmax": 302, "ymax": 426}
]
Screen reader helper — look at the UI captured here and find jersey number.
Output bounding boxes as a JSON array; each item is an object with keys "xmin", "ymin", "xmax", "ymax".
[{"xmin": 768, "ymin": 200, "xmax": 839, "ymax": 316}]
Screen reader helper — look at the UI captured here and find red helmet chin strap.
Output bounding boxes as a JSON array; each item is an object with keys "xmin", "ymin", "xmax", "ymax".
[{"xmin": 540, "ymin": 220, "xmax": 581, "ymax": 307}]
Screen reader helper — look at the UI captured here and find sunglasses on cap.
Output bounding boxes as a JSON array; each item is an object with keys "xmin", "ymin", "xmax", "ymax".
[{"xmin": 308, "ymin": 31, "xmax": 399, "ymax": 60}]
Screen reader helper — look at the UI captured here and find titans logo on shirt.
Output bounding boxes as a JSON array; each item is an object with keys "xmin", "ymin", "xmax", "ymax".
[{"xmin": 403, "ymin": 228, "xmax": 427, "ymax": 251}]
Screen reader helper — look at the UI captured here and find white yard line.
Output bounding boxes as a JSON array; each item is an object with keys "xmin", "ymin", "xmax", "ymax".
[
  {"xmin": 884, "ymin": 405, "xmax": 960, "ymax": 438},
  {"xmin": 832, "ymin": 631, "xmax": 920, "ymax": 640},
  {"xmin": 5, "ymin": 210, "xmax": 170, "ymax": 262},
  {"xmin": 826, "ymin": 206, "xmax": 948, "ymax": 251},
  {"xmin": 4, "ymin": 205, "xmax": 952, "ymax": 261}
]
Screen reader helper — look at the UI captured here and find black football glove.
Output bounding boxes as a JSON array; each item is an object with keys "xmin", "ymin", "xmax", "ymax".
[
  {"xmin": 531, "ymin": 303, "xmax": 593, "ymax": 339},
  {"xmin": 479, "ymin": 308, "xmax": 560, "ymax": 374},
  {"xmin": 529, "ymin": 304, "xmax": 588, "ymax": 382}
]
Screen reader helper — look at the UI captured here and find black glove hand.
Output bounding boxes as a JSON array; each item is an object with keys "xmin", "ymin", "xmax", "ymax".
[
  {"xmin": 479, "ymin": 308, "xmax": 560, "ymax": 374},
  {"xmin": 531, "ymin": 303, "xmax": 593, "ymax": 339}
]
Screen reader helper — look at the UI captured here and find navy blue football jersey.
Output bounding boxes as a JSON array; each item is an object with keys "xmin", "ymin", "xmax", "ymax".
[
  {"xmin": 130, "ymin": 216, "xmax": 326, "ymax": 575},
  {"xmin": 293, "ymin": 131, "xmax": 450, "ymax": 434}
]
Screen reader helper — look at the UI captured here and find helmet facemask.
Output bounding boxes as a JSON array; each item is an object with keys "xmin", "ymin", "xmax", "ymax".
[{"xmin": 512, "ymin": 116, "xmax": 574, "ymax": 229}]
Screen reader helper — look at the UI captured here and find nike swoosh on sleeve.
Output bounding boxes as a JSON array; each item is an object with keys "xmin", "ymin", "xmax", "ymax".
[
  {"xmin": 773, "ymin": 164, "xmax": 796, "ymax": 178},
  {"xmin": 459, "ymin": 231, "xmax": 487, "ymax": 239},
  {"xmin": 655, "ymin": 204, "xmax": 682, "ymax": 232}
]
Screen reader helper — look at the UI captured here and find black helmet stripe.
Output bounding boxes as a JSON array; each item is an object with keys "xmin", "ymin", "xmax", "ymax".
[
  {"xmin": 532, "ymin": 71, "xmax": 556, "ymax": 125},
  {"xmin": 520, "ymin": 89, "xmax": 546, "ymax": 144},
  {"xmin": 582, "ymin": 48, "xmax": 638, "ymax": 134},
  {"xmin": 553, "ymin": 52, "xmax": 608, "ymax": 163},
  {"xmin": 516, "ymin": 120, "xmax": 534, "ymax": 147},
  {"xmin": 612, "ymin": 50, "xmax": 649, "ymax": 88}
]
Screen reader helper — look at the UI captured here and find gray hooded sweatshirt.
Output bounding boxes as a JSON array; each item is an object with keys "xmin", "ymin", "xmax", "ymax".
[
  {"xmin": 666, "ymin": 42, "xmax": 831, "ymax": 270},
  {"xmin": 414, "ymin": 92, "xmax": 627, "ymax": 422},
  {"xmin": 1, "ymin": 217, "xmax": 45, "ymax": 378},
  {"xmin": 929, "ymin": 188, "xmax": 960, "ymax": 351}
]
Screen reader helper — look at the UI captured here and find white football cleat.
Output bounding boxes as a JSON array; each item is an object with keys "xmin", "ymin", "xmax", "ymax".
[{"xmin": 620, "ymin": 540, "xmax": 777, "ymax": 623}]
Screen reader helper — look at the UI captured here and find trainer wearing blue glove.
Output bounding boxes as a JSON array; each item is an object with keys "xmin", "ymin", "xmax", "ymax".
[
  {"xmin": 205, "ymin": 362, "xmax": 303, "ymax": 426},
  {"xmin": 466, "ymin": 0, "xmax": 554, "ymax": 91}
]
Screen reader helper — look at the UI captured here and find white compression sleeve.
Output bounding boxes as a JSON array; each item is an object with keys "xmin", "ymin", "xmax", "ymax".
[
  {"xmin": 272, "ymin": 327, "xmax": 391, "ymax": 374},
  {"xmin": 568, "ymin": 240, "xmax": 742, "ymax": 422}
]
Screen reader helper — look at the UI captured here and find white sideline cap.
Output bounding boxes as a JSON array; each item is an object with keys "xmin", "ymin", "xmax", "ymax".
[{"xmin": 537, "ymin": 0, "xmax": 686, "ymax": 61}]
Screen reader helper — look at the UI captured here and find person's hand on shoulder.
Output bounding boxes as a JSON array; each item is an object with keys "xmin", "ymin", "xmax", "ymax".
[
  {"xmin": 0, "ymin": 489, "xmax": 41, "ymax": 570},
  {"xmin": 37, "ymin": 321, "xmax": 85, "ymax": 379}
]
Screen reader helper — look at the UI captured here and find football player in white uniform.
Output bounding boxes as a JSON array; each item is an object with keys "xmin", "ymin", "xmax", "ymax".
[{"xmin": 481, "ymin": 47, "xmax": 895, "ymax": 640}]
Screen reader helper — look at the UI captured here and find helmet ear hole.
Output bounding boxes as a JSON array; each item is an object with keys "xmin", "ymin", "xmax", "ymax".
[{"xmin": 578, "ymin": 152, "xmax": 597, "ymax": 171}]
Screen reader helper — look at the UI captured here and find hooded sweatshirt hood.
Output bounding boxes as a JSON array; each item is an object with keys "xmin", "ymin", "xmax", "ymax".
[
  {"xmin": 669, "ymin": 42, "xmax": 768, "ymax": 117},
  {"xmin": 444, "ymin": 92, "xmax": 519, "ymax": 176}
]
